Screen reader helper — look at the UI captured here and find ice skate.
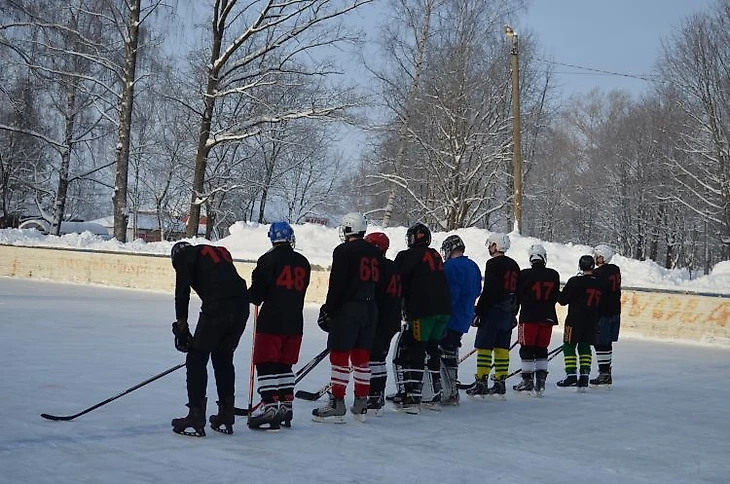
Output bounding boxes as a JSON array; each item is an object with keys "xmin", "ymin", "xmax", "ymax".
[
  {"xmin": 350, "ymin": 397, "xmax": 368, "ymax": 423},
  {"xmin": 441, "ymin": 392, "xmax": 460, "ymax": 406},
  {"xmin": 312, "ymin": 393, "xmax": 346, "ymax": 423},
  {"xmin": 393, "ymin": 395, "xmax": 420, "ymax": 415},
  {"xmin": 277, "ymin": 400, "xmax": 293, "ymax": 428},
  {"xmin": 209, "ymin": 396, "xmax": 235, "ymax": 434},
  {"xmin": 485, "ymin": 379, "xmax": 506, "ymax": 401},
  {"xmin": 590, "ymin": 372, "xmax": 612, "ymax": 389},
  {"xmin": 534, "ymin": 370, "xmax": 548, "ymax": 397},
  {"xmin": 367, "ymin": 395, "xmax": 385, "ymax": 417},
  {"xmin": 512, "ymin": 373, "xmax": 534, "ymax": 395},
  {"xmin": 248, "ymin": 403, "xmax": 281, "ymax": 431},
  {"xmin": 465, "ymin": 375, "xmax": 490, "ymax": 400},
  {"xmin": 556, "ymin": 375, "xmax": 578, "ymax": 388},
  {"xmin": 577, "ymin": 373, "xmax": 589, "ymax": 392},
  {"xmin": 171, "ymin": 398, "xmax": 206, "ymax": 437}
]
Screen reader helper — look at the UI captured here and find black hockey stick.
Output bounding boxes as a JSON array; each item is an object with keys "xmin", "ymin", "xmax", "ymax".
[
  {"xmin": 295, "ymin": 383, "xmax": 331, "ymax": 401},
  {"xmin": 234, "ymin": 347, "xmax": 329, "ymax": 416},
  {"xmin": 41, "ymin": 362, "xmax": 186, "ymax": 421},
  {"xmin": 502, "ymin": 345, "xmax": 563, "ymax": 380}
]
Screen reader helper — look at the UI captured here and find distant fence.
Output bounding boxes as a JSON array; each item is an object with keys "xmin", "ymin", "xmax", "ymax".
[{"xmin": 1, "ymin": 244, "xmax": 728, "ymax": 347}]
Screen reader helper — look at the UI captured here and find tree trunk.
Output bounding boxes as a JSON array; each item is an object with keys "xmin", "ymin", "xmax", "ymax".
[
  {"xmin": 186, "ymin": 14, "xmax": 224, "ymax": 237},
  {"xmin": 51, "ymin": 90, "xmax": 77, "ymax": 236},
  {"xmin": 112, "ymin": 0, "xmax": 141, "ymax": 242}
]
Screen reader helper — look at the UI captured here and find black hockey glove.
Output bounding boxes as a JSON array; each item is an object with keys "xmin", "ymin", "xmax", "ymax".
[
  {"xmin": 317, "ymin": 306, "xmax": 332, "ymax": 333},
  {"xmin": 172, "ymin": 320, "xmax": 193, "ymax": 353}
]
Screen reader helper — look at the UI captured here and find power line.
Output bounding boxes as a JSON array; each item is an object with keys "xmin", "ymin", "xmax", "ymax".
[{"xmin": 537, "ymin": 58, "xmax": 659, "ymax": 82}]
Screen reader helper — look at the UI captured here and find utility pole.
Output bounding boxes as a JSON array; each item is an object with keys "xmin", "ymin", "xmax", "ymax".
[{"xmin": 505, "ymin": 25, "xmax": 522, "ymax": 233}]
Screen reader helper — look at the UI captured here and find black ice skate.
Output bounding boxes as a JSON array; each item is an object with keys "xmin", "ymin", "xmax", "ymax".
[
  {"xmin": 556, "ymin": 375, "xmax": 578, "ymax": 388},
  {"xmin": 513, "ymin": 373, "xmax": 534, "ymax": 394},
  {"xmin": 277, "ymin": 400, "xmax": 293, "ymax": 428},
  {"xmin": 534, "ymin": 370, "xmax": 549, "ymax": 397},
  {"xmin": 248, "ymin": 403, "xmax": 281, "ymax": 431},
  {"xmin": 465, "ymin": 376, "xmax": 490, "ymax": 399},
  {"xmin": 171, "ymin": 398, "xmax": 206, "ymax": 437},
  {"xmin": 312, "ymin": 393, "xmax": 346, "ymax": 423},
  {"xmin": 590, "ymin": 373, "xmax": 612, "ymax": 388},
  {"xmin": 485, "ymin": 379, "xmax": 506, "ymax": 400},
  {"xmin": 209, "ymin": 396, "xmax": 235, "ymax": 434},
  {"xmin": 367, "ymin": 394, "xmax": 385, "ymax": 417},
  {"xmin": 577, "ymin": 372, "xmax": 589, "ymax": 392}
]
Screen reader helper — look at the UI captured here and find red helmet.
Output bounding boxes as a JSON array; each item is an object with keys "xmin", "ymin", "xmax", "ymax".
[{"xmin": 364, "ymin": 232, "xmax": 390, "ymax": 254}]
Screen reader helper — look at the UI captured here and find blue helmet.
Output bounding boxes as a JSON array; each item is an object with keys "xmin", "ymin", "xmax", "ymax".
[{"xmin": 268, "ymin": 221, "xmax": 295, "ymax": 248}]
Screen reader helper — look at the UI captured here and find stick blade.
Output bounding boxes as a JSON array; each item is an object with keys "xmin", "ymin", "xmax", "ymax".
[
  {"xmin": 233, "ymin": 407, "xmax": 248, "ymax": 416},
  {"xmin": 295, "ymin": 390, "xmax": 325, "ymax": 401},
  {"xmin": 41, "ymin": 413, "xmax": 74, "ymax": 421}
]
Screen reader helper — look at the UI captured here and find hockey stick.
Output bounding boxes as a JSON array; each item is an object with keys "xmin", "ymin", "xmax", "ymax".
[
  {"xmin": 245, "ymin": 305, "xmax": 259, "ymax": 424},
  {"xmin": 234, "ymin": 347, "xmax": 330, "ymax": 416},
  {"xmin": 456, "ymin": 341, "xmax": 519, "ymax": 390},
  {"xmin": 41, "ymin": 362, "xmax": 186, "ymax": 421},
  {"xmin": 295, "ymin": 383, "xmax": 331, "ymax": 401},
  {"xmin": 503, "ymin": 345, "xmax": 563, "ymax": 380}
]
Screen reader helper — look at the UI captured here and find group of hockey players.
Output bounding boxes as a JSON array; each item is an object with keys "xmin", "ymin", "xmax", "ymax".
[{"xmin": 168, "ymin": 212, "xmax": 621, "ymax": 436}]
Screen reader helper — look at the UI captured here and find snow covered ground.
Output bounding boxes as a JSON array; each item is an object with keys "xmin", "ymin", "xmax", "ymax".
[
  {"xmin": 2, "ymin": 278, "xmax": 729, "ymax": 484},
  {"xmin": 2, "ymin": 222, "xmax": 730, "ymax": 295}
]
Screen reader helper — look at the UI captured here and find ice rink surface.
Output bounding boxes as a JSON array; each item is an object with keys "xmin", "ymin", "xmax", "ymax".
[{"xmin": 1, "ymin": 277, "xmax": 729, "ymax": 484}]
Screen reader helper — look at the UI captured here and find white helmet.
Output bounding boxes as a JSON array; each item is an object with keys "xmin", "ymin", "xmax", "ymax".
[
  {"xmin": 528, "ymin": 244, "xmax": 547, "ymax": 265},
  {"xmin": 486, "ymin": 233, "xmax": 510, "ymax": 252},
  {"xmin": 338, "ymin": 212, "xmax": 367, "ymax": 241},
  {"xmin": 593, "ymin": 244, "xmax": 615, "ymax": 264}
]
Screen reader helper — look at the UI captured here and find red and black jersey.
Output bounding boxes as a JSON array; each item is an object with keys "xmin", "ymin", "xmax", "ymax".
[
  {"xmin": 324, "ymin": 238, "xmax": 382, "ymax": 316},
  {"xmin": 394, "ymin": 246, "xmax": 451, "ymax": 320},
  {"xmin": 517, "ymin": 264, "xmax": 561, "ymax": 325},
  {"xmin": 174, "ymin": 244, "xmax": 248, "ymax": 321},
  {"xmin": 558, "ymin": 273, "xmax": 604, "ymax": 327},
  {"xmin": 593, "ymin": 263, "xmax": 621, "ymax": 317},
  {"xmin": 248, "ymin": 244, "xmax": 311, "ymax": 335},
  {"xmin": 377, "ymin": 257, "xmax": 402, "ymax": 335},
  {"xmin": 476, "ymin": 255, "xmax": 521, "ymax": 316}
]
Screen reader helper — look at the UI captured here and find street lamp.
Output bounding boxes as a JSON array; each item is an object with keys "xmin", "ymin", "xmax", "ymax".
[{"xmin": 505, "ymin": 24, "xmax": 522, "ymax": 233}]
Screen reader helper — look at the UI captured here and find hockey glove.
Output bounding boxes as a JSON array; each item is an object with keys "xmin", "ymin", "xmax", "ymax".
[
  {"xmin": 172, "ymin": 320, "xmax": 193, "ymax": 353},
  {"xmin": 317, "ymin": 306, "xmax": 332, "ymax": 333}
]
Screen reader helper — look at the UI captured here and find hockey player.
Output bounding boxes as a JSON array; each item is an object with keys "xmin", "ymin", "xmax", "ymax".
[
  {"xmin": 514, "ymin": 244, "xmax": 561, "ymax": 396},
  {"xmin": 392, "ymin": 223, "xmax": 451, "ymax": 414},
  {"xmin": 556, "ymin": 255, "xmax": 603, "ymax": 390},
  {"xmin": 439, "ymin": 234, "xmax": 482, "ymax": 406},
  {"xmin": 363, "ymin": 232, "xmax": 401, "ymax": 415},
  {"xmin": 170, "ymin": 241, "xmax": 249, "ymax": 437},
  {"xmin": 467, "ymin": 233, "xmax": 520, "ymax": 399},
  {"xmin": 313, "ymin": 212, "xmax": 381, "ymax": 423},
  {"xmin": 247, "ymin": 222, "xmax": 311, "ymax": 430},
  {"xmin": 591, "ymin": 244, "xmax": 621, "ymax": 387}
]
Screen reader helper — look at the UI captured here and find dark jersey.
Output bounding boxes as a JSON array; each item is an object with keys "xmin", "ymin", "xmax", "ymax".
[
  {"xmin": 174, "ymin": 244, "xmax": 248, "ymax": 321},
  {"xmin": 558, "ymin": 273, "xmax": 603, "ymax": 327},
  {"xmin": 593, "ymin": 263, "xmax": 621, "ymax": 317},
  {"xmin": 248, "ymin": 244, "xmax": 311, "ymax": 335},
  {"xmin": 394, "ymin": 246, "xmax": 451, "ymax": 320},
  {"xmin": 517, "ymin": 264, "xmax": 560, "ymax": 325},
  {"xmin": 377, "ymin": 257, "xmax": 402, "ymax": 335},
  {"xmin": 476, "ymin": 255, "xmax": 521, "ymax": 316},
  {"xmin": 324, "ymin": 238, "xmax": 382, "ymax": 316}
]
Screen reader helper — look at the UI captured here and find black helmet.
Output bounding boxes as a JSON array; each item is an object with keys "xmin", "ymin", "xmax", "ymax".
[
  {"xmin": 406, "ymin": 223, "xmax": 431, "ymax": 248},
  {"xmin": 440, "ymin": 234, "xmax": 465, "ymax": 260},
  {"xmin": 579, "ymin": 254, "xmax": 595, "ymax": 271},
  {"xmin": 171, "ymin": 241, "xmax": 192, "ymax": 268}
]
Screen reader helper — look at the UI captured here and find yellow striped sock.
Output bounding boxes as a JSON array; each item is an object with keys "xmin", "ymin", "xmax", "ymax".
[
  {"xmin": 493, "ymin": 347, "xmax": 510, "ymax": 379},
  {"xmin": 476, "ymin": 349, "xmax": 493, "ymax": 379}
]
